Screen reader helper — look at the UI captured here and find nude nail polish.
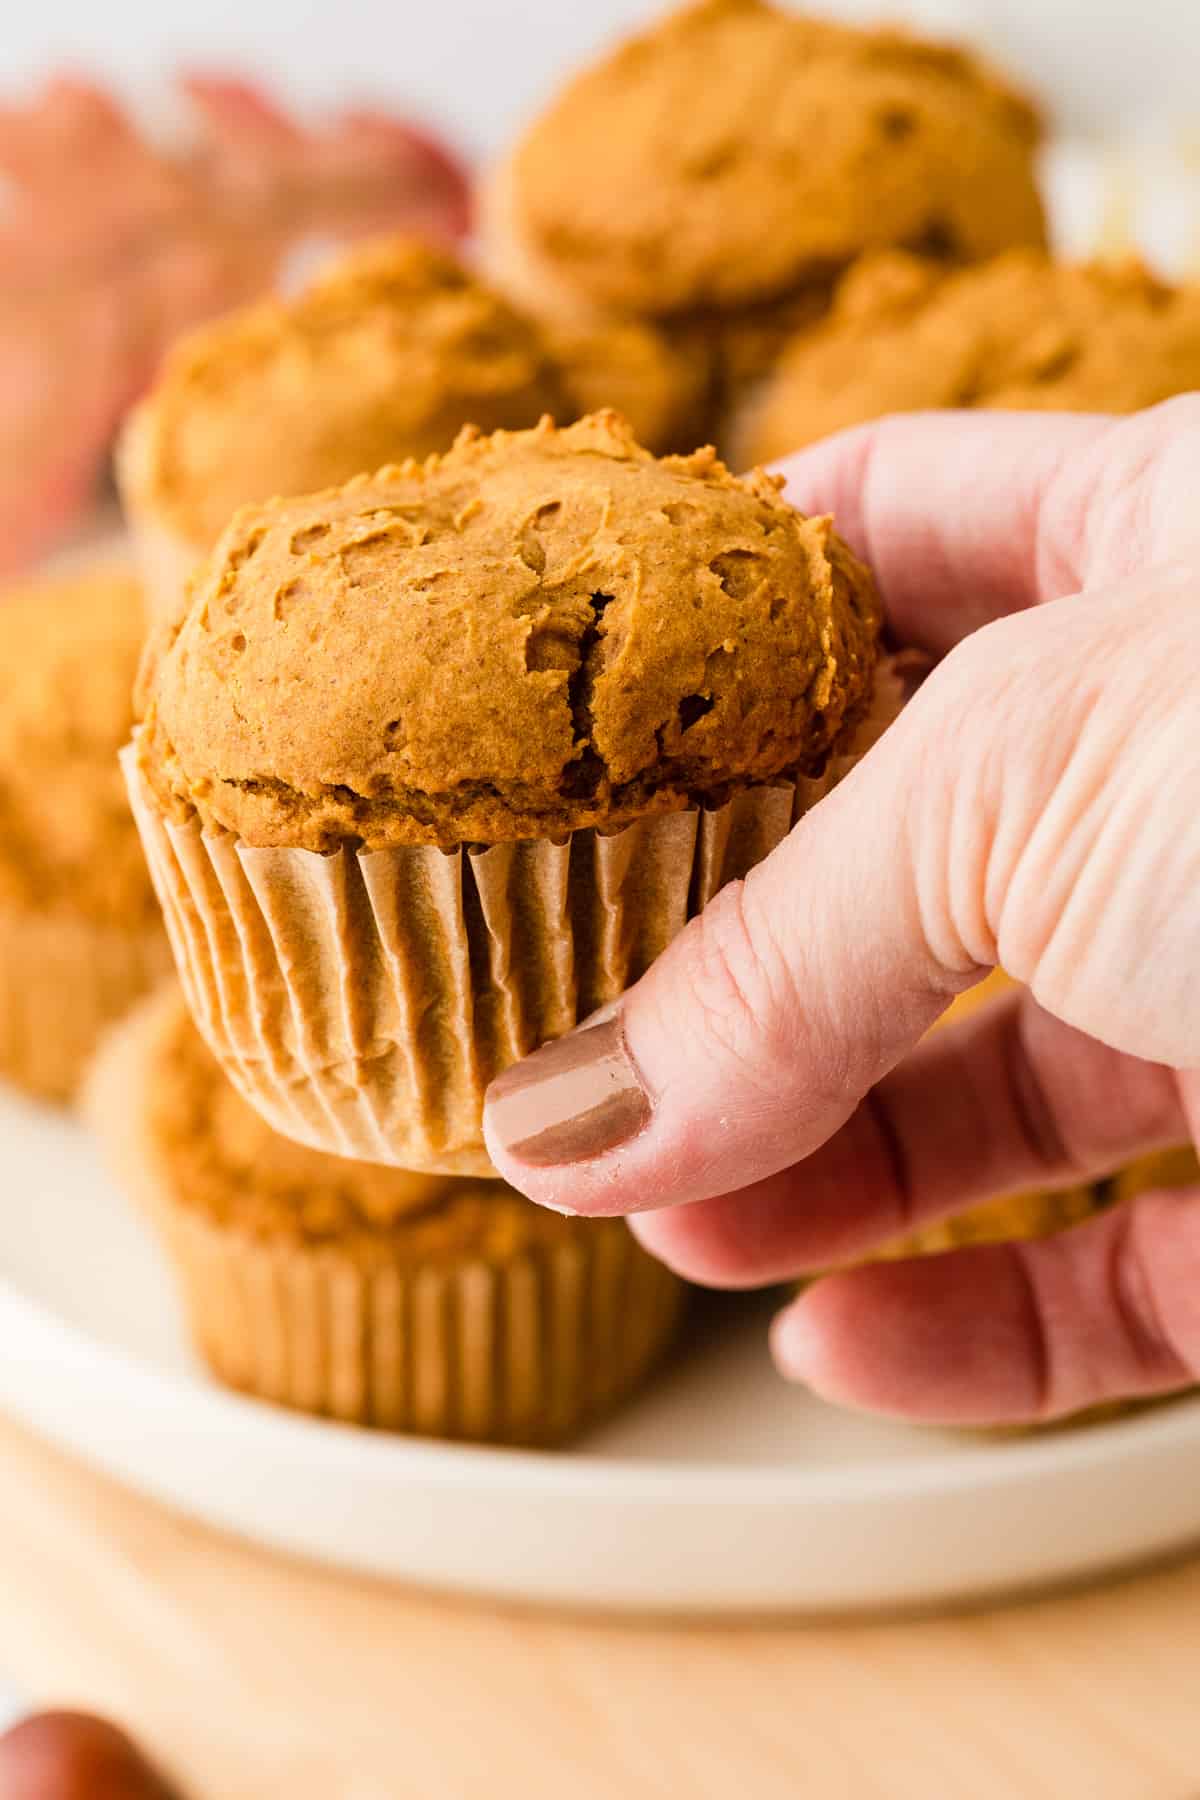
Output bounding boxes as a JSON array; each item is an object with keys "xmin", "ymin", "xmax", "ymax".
[{"xmin": 485, "ymin": 1014, "xmax": 652, "ymax": 1169}]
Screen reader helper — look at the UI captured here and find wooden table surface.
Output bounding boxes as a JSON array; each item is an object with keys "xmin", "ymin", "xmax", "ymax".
[{"xmin": 0, "ymin": 1413, "xmax": 1198, "ymax": 1800}]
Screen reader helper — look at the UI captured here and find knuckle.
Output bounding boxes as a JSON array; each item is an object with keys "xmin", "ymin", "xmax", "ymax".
[{"xmin": 678, "ymin": 877, "xmax": 793, "ymax": 1083}]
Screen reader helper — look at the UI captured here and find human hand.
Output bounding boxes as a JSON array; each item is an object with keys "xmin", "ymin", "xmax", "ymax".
[
  {"xmin": 484, "ymin": 397, "xmax": 1200, "ymax": 1427},
  {"xmin": 180, "ymin": 75, "xmax": 472, "ymax": 248},
  {"xmin": 0, "ymin": 77, "xmax": 266, "ymax": 572}
]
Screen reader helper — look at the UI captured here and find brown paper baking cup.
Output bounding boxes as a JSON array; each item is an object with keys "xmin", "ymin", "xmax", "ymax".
[
  {"xmin": 125, "ymin": 660, "xmax": 902, "ymax": 1172},
  {"xmin": 85, "ymin": 991, "xmax": 685, "ymax": 1444},
  {"xmin": 163, "ymin": 1196, "xmax": 683, "ymax": 1442},
  {"xmin": 0, "ymin": 901, "xmax": 170, "ymax": 1102}
]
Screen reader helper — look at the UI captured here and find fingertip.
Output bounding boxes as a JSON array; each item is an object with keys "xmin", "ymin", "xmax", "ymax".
[
  {"xmin": 769, "ymin": 1290, "xmax": 834, "ymax": 1389},
  {"xmin": 774, "ymin": 410, "xmax": 1115, "ymax": 650},
  {"xmin": 627, "ymin": 1208, "xmax": 686, "ymax": 1265},
  {"xmin": 770, "ymin": 1278, "xmax": 889, "ymax": 1412},
  {"xmin": 628, "ymin": 1203, "xmax": 760, "ymax": 1286},
  {"xmin": 772, "ymin": 1253, "xmax": 1045, "ymax": 1425}
]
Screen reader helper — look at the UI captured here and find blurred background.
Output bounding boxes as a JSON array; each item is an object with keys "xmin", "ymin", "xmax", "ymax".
[
  {"xmin": 3, "ymin": 0, "xmax": 1199, "ymax": 581},
  {"xmin": 3, "ymin": 0, "xmax": 1200, "ymax": 148},
  {"xmin": 1, "ymin": 3, "xmax": 1200, "ymax": 1787}
]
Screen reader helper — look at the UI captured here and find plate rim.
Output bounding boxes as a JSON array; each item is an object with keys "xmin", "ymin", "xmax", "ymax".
[{"xmin": 5, "ymin": 1261, "xmax": 1198, "ymax": 1506}]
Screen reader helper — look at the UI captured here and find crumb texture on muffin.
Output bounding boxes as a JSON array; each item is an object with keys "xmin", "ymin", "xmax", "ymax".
[
  {"xmin": 121, "ymin": 235, "xmax": 566, "ymax": 553},
  {"xmin": 138, "ymin": 411, "xmax": 880, "ymax": 850},
  {"xmin": 506, "ymin": 0, "xmax": 1045, "ymax": 318},
  {"xmin": 739, "ymin": 250, "xmax": 1200, "ymax": 462},
  {"xmin": 0, "ymin": 566, "xmax": 159, "ymax": 925}
]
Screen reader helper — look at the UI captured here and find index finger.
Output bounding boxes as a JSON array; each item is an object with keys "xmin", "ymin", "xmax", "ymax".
[{"xmin": 773, "ymin": 404, "xmax": 1196, "ymax": 655}]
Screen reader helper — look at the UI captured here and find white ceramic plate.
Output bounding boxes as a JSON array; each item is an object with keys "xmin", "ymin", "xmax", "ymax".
[{"xmin": 3, "ymin": 1086, "xmax": 1200, "ymax": 1615}]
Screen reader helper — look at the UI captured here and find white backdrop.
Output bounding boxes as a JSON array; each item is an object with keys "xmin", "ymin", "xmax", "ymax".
[{"xmin": 2, "ymin": 0, "xmax": 1199, "ymax": 154}]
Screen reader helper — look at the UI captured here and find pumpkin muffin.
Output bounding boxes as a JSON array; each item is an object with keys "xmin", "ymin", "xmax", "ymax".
[
  {"xmin": 126, "ymin": 410, "xmax": 895, "ymax": 1172},
  {"xmin": 87, "ymin": 987, "xmax": 684, "ymax": 1442},
  {"xmin": 0, "ymin": 565, "xmax": 171, "ymax": 1101},
  {"xmin": 118, "ymin": 234, "xmax": 567, "ymax": 627},
  {"xmin": 486, "ymin": 0, "xmax": 1046, "ymax": 420},
  {"xmin": 539, "ymin": 315, "xmax": 712, "ymax": 454},
  {"xmin": 736, "ymin": 250, "xmax": 1200, "ymax": 464}
]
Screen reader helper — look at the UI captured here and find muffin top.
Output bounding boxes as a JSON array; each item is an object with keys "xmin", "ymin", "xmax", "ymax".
[
  {"xmin": 739, "ymin": 251, "xmax": 1200, "ymax": 463},
  {"xmin": 120, "ymin": 235, "xmax": 566, "ymax": 554},
  {"xmin": 0, "ymin": 565, "xmax": 160, "ymax": 926},
  {"xmin": 137, "ymin": 411, "xmax": 880, "ymax": 850},
  {"xmin": 504, "ymin": 0, "xmax": 1045, "ymax": 318},
  {"xmin": 148, "ymin": 989, "xmax": 577, "ymax": 1255},
  {"xmin": 541, "ymin": 315, "xmax": 712, "ymax": 453}
]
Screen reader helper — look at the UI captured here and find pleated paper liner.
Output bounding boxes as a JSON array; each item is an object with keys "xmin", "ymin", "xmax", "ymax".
[
  {"xmin": 124, "ymin": 659, "xmax": 902, "ymax": 1173},
  {"xmin": 0, "ymin": 901, "xmax": 171, "ymax": 1103},
  {"xmin": 85, "ymin": 991, "xmax": 686, "ymax": 1445}
]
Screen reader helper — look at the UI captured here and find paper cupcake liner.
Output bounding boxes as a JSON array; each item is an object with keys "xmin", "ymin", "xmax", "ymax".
[
  {"xmin": 85, "ymin": 991, "xmax": 685, "ymax": 1445},
  {"xmin": 124, "ymin": 659, "xmax": 902, "ymax": 1172},
  {"xmin": 0, "ymin": 901, "xmax": 171, "ymax": 1102},
  {"xmin": 164, "ymin": 1197, "xmax": 683, "ymax": 1443}
]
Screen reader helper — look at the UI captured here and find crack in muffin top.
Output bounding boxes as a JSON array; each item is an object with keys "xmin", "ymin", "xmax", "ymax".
[
  {"xmin": 137, "ymin": 411, "xmax": 880, "ymax": 850},
  {"xmin": 120, "ymin": 234, "xmax": 567, "ymax": 554},
  {"xmin": 504, "ymin": 0, "xmax": 1045, "ymax": 318}
]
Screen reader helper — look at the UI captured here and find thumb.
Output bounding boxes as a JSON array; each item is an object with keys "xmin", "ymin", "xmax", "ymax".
[
  {"xmin": 483, "ymin": 570, "xmax": 1200, "ymax": 1218},
  {"xmin": 482, "ymin": 638, "xmax": 975, "ymax": 1214}
]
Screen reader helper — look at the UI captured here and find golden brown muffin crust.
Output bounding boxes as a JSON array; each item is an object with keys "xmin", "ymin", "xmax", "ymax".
[
  {"xmin": 739, "ymin": 250, "xmax": 1200, "ymax": 463},
  {"xmin": 121, "ymin": 235, "xmax": 567, "ymax": 554},
  {"xmin": 148, "ymin": 991, "xmax": 580, "ymax": 1254},
  {"xmin": 506, "ymin": 0, "xmax": 1045, "ymax": 318},
  {"xmin": 138, "ymin": 411, "xmax": 880, "ymax": 850},
  {"xmin": 0, "ymin": 566, "xmax": 159, "ymax": 926},
  {"xmin": 540, "ymin": 314, "xmax": 713, "ymax": 453}
]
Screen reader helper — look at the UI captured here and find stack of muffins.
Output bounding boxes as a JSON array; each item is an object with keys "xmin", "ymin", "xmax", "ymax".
[
  {"xmin": 485, "ymin": 0, "xmax": 1048, "ymax": 435},
  {"xmin": 111, "ymin": 400, "xmax": 892, "ymax": 1439},
  {"xmin": 4, "ymin": 0, "xmax": 1199, "ymax": 1450}
]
